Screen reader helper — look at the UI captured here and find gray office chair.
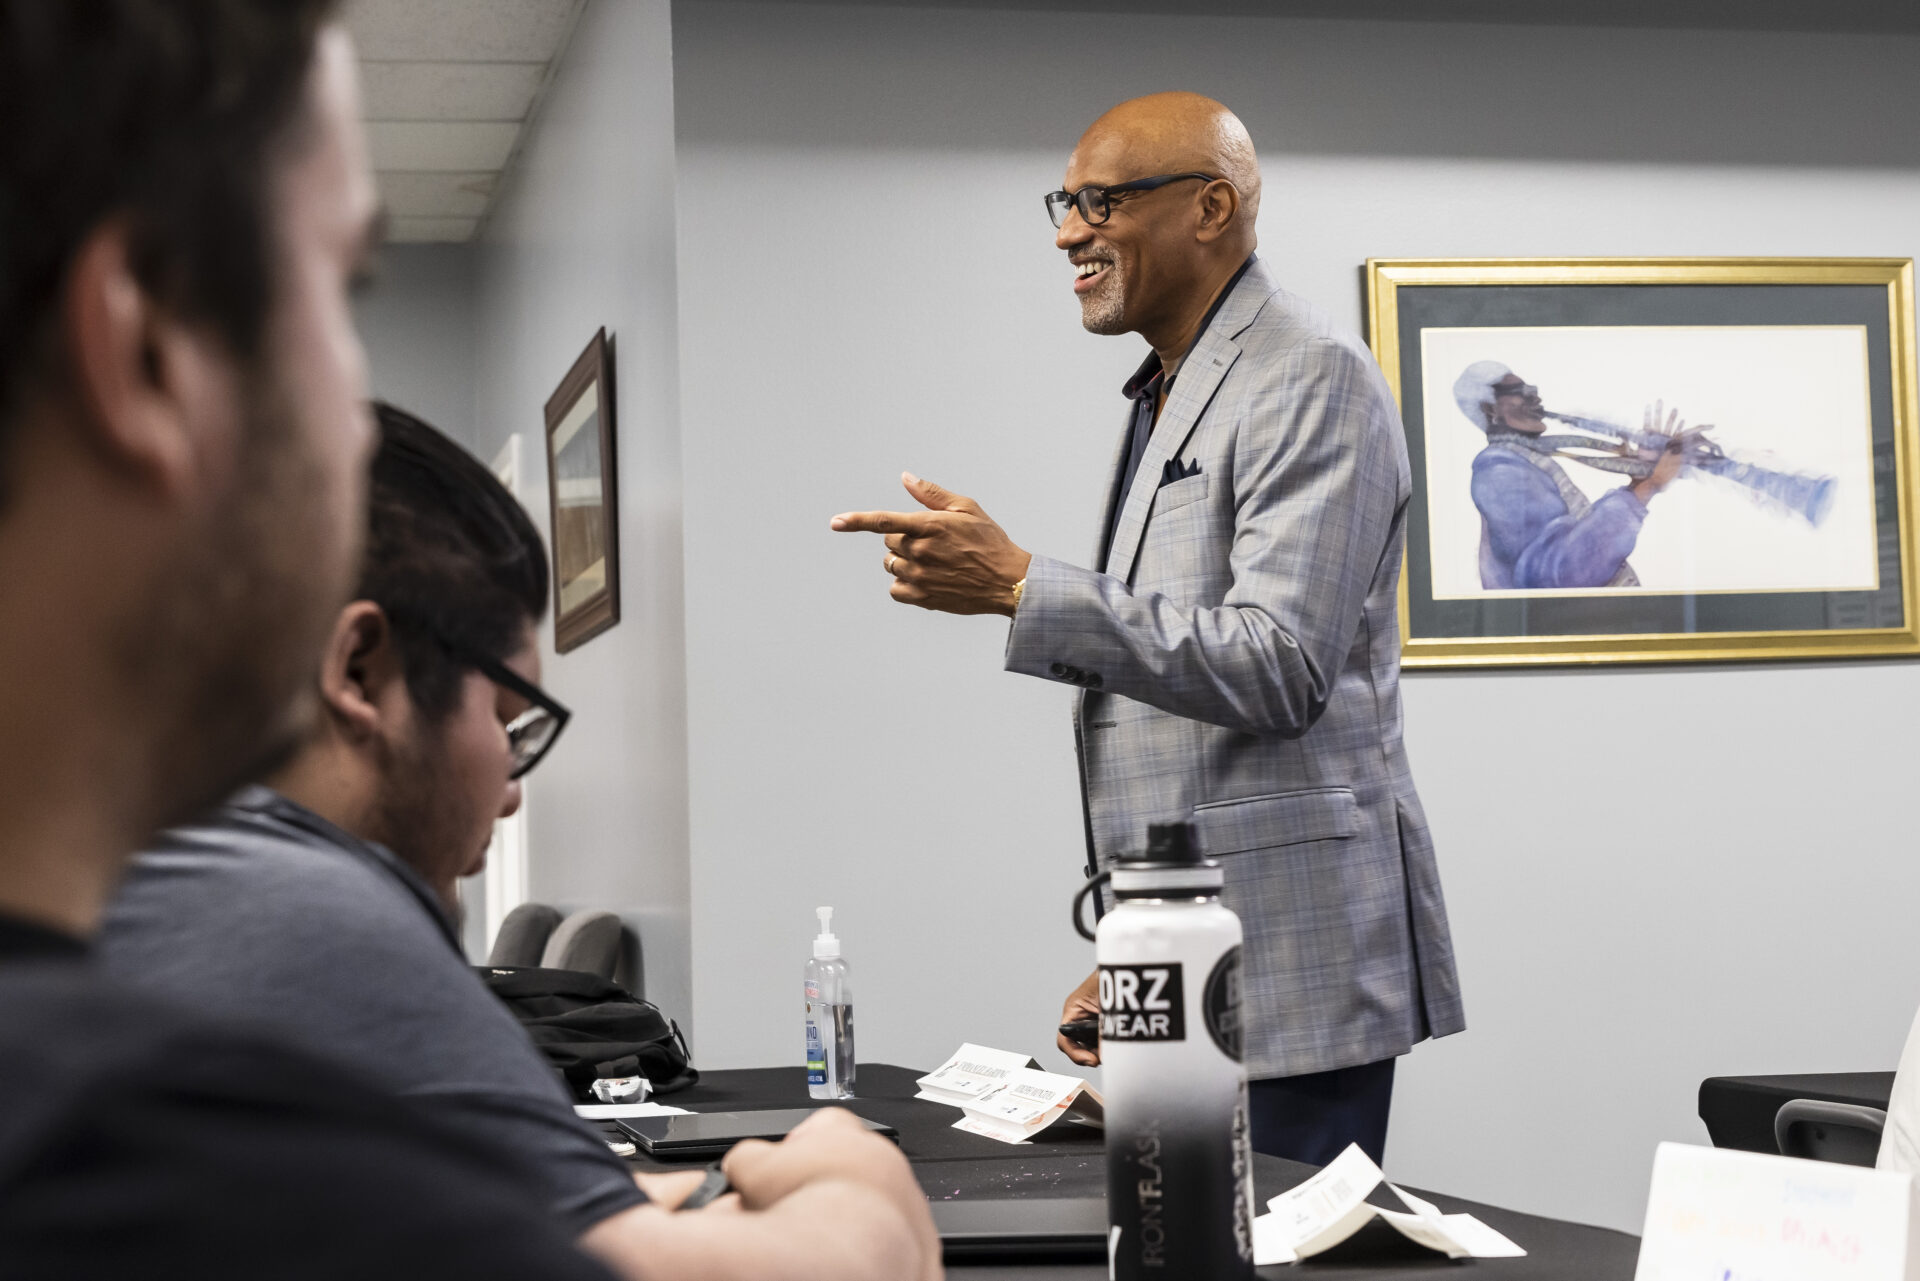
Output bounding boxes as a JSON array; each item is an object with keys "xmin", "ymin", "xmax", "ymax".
[
  {"xmin": 1775, "ymin": 1098, "xmax": 1888, "ymax": 1167},
  {"xmin": 542, "ymin": 909, "xmax": 623, "ymax": 980},
  {"xmin": 488, "ymin": 902, "xmax": 562, "ymax": 968}
]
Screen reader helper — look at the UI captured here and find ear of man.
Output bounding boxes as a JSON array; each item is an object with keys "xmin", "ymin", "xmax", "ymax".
[
  {"xmin": 58, "ymin": 221, "xmax": 240, "ymax": 507},
  {"xmin": 318, "ymin": 601, "xmax": 410, "ymax": 747},
  {"xmin": 1193, "ymin": 180, "xmax": 1242, "ymax": 246}
]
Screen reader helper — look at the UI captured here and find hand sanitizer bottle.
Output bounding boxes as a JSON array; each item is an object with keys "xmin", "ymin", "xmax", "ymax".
[{"xmin": 804, "ymin": 906, "xmax": 855, "ymax": 1099}]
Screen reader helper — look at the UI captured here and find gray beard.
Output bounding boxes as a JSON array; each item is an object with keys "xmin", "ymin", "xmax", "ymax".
[{"xmin": 1078, "ymin": 265, "xmax": 1127, "ymax": 334}]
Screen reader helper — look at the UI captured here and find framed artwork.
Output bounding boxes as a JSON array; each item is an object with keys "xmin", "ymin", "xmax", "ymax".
[
  {"xmin": 1365, "ymin": 257, "xmax": 1920, "ymax": 667},
  {"xmin": 543, "ymin": 327, "xmax": 620, "ymax": 653}
]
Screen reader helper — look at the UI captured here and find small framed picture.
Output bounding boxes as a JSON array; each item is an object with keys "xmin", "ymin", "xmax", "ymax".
[
  {"xmin": 1366, "ymin": 257, "xmax": 1920, "ymax": 667},
  {"xmin": 543, "ymin": 328, "xmax": 620, "ymax": 653}
]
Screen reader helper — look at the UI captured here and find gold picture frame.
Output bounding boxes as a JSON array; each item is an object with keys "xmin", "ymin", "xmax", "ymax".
[{"xmin": 1366, "ymin": 257, "xmax": 1920, "ymax": 668}]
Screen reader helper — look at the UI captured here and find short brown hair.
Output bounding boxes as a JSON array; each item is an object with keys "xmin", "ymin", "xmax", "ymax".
[{"xmin": 0, "ymin": 0, "xmax": 340, "ymax": 505}]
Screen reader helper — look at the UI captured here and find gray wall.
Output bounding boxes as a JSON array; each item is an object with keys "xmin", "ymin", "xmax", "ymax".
[
  {"xmin": 460, "ymin": 0, "xmax": 694, "ymax": 1032},
  {"xmin": 671, "ymin": 1, "xmax": 1920, "ymax": 1233},
  {"xmin": 354, "ymin": 242, "xmax": 477, "ymax": 441}
]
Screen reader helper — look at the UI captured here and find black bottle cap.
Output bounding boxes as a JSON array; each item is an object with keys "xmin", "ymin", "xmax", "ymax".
[{"xmin": 1119, "ymin": 819, "xmax": 1203, "ymax": 866}]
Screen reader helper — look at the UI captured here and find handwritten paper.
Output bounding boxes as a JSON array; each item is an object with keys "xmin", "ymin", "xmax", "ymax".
[{"xmin": 1635, "ymin": 1141, "xmax": 1919, "ymax": 1281}]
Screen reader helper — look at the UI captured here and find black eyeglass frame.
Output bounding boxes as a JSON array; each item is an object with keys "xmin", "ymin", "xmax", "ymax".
[
  {"xmin": 1044, "ymin": 171, "xmax": 1220, "ymax": 228},
  {"xmin": 436, "ymin": 634, "xmax": 573, "ymax": 780}
]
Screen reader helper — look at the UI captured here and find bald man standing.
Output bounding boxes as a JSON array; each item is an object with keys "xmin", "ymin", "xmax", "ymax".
[{"xmin": 832, "ymin": 93, "xmax": 1463, "ymax": 1165}]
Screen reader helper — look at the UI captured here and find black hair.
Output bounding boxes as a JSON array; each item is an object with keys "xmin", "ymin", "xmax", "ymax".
[
  {"xmin": 0, "ymin": 0, "xmax": 338, "ymax": 508},
  {"xmin": 364, "ymin": 403, "xmax": 550, "ymax": 721}
]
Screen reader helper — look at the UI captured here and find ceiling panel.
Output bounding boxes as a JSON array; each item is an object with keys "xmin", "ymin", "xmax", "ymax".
[
  {"xmin": 368, "ymin": 120, "xmax": 521, "ymax": 171},
  {"xmin": 387, "ymin": 216, "xmax": 482, "ymax": 244},
  {"xmin": 374, "ymin": 170, "xmax": 497, "ymax": 218},
  {"xmin": 360, "ymin": 60, "xmax": 546, "ymax": 122},
  {"xmin": 346, "ymin": 0, "xmax": 582, "ymax": 61}
]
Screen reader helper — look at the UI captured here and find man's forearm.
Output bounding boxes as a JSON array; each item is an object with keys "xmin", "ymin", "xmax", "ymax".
[
  {"xmin": 1006, "ymin": 554, "xmax": 1345, "ymax": 738},
  {"xmin": 581, "ymin": 1181, "xmax": 928, "ymax": 1281}
]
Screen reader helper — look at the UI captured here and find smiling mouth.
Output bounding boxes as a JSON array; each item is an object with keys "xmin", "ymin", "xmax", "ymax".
[{"xmin": 1072, "ymin": 260, "xmax": 1111, "ymax": 294}]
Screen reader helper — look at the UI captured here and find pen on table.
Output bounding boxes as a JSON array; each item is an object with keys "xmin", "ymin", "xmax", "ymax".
[{"xmin": 678, "ymin": 1159, "xmax": 732, "ymax": 1211}]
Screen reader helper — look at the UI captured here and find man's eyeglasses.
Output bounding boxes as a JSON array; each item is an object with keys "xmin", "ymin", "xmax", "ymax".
[
  {"xmin": 1494, "ymin": 382, "xmax": 1540, "ymax": 399},
  {"xmin": 438, "ymin": 636, "xmax": 572, "ymax": 780},
  {"xmin": 1044, "ymin": 172, "xmax": 1218, "ymax": 228}
]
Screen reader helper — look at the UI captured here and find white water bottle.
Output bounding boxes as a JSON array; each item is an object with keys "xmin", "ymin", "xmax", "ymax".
[
  {"xmin": 804, "ymin": 906, "xmax": 855, "ymax": 1099},
  {"xmin": 1091, "ymin": 820, "xmax": 1252, "ymax": 1280}
]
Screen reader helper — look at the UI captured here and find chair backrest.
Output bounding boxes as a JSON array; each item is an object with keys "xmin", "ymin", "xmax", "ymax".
[
  {"xmin": 542, "ymin": 909, "xmax": 624, "ymax": 981},
  {"xmin": 1775, "ymin": 1098, "xmax": 1889, "ymax": 1167},
  {"xmin": 488, "ymin": 902, "xmax": 562, "ymax": 968}
]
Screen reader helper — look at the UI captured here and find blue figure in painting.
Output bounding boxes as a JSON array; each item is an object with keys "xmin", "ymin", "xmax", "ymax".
[{"xmin": 1453, "ymin": 361, "xmax": 1686, "ymax": 590}]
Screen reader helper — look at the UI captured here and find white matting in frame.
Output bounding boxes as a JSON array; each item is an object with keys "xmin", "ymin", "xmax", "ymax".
[{"xmin": 1419, "ymin": 324, "xmax": 1878, "ymax": 600}]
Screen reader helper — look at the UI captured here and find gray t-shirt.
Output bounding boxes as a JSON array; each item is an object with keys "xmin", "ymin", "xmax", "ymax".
[{"xmin": 98, "ymin": 786, "xmax": 646, "ymax": 1235}]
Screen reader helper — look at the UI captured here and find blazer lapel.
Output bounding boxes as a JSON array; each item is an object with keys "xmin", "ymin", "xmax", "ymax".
[{"xmin": 1101, "ymin": 264, "xmax": 1277, "ymax": 581}]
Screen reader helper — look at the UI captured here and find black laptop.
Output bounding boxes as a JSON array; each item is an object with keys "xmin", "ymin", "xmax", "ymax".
[{"xmin": 929, "ymin": 1197, "xmax": 1109, "ymax": 1261}]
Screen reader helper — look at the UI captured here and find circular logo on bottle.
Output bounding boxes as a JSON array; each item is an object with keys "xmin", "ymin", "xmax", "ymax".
[{"xmin": 1203, "ymin": 946, "xmax": 1243, "ymax": 1062}]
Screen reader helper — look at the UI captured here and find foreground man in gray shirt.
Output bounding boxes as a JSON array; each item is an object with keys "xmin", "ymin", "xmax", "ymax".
[{"xmin": 102, "ymin": 403, "xmax": 941, "ymax": 1278}]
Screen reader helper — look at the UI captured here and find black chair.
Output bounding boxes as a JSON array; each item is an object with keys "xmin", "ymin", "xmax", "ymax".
[{"xmin": 1774, "ymin": 1098, "xmax": 1888, "ymax": 1166}]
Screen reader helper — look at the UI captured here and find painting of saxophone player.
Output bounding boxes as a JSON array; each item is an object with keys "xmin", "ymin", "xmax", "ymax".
[{"xmin": 1418, "ymin": 326, "xmax": 1879, "ymax": 599}]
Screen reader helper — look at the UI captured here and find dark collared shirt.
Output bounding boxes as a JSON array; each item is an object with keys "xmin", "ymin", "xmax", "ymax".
[
  {"xmin": 99, "ymin": 786, "xmax": 648, "ymax": 1234},
  {"xmin": 1105, "ymin": 254, "xmax": 1257, "ymax": 558}
]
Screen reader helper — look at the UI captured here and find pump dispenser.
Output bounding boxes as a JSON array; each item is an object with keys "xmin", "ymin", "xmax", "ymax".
[
  {"xmin": 803, "ymin": 906, "xmax": 854, "ymax": 1098},
  {"xmin": 812, "ymin": 907, "xmax": 840, "ymax": 959}
]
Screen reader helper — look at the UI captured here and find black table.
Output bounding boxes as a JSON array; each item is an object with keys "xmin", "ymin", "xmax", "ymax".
[
  {"xmin": 624, "ymin": 1064, "xmax": 1638, "ymax": 1278},
  {"xmin": 1698, "ymin": 1071, "xmax": 1895, "ymax": 1154}
]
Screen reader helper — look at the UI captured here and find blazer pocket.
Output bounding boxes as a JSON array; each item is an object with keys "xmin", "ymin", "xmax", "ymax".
[
  {"xmin": 1192, "ymin": 787, "xmax": 1359, "ymax": 856},
  {"xmin": 1150, "ymin": 472, "xmax": 1210, "ymax": 517}
]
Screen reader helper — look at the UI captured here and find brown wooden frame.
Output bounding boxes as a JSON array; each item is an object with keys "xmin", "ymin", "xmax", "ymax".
[{"xmin": 543, "ymin": 328, "xmax": 620, "ymax": 653}]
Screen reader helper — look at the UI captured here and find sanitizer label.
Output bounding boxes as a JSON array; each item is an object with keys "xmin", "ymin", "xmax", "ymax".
[
  {"xmin": 1099, "ymin": 963, "xmax": 1186, "ymax": 1042},
  {"xmin": 805, "ymin": 1013, "xmax": 826, "ymax": 1085}
]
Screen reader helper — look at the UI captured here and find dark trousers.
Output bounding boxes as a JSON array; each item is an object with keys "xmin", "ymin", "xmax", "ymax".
[{"xmin": 1247, "ymin": 1057, "xmax": 1395, "ymax": 1166}]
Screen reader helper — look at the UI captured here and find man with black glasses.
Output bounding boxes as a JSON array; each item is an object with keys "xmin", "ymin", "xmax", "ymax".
[
  {"xmin": 99, "ymin": 402, "xmax": 631, "ymax": 1227},
  {"xmin": 833, "ymin": 91, "xmax": 1463, "ymax": 1166},
  {"xmin": 101, "ymin": 403, "xmax": 941, "ymax": 1278}
]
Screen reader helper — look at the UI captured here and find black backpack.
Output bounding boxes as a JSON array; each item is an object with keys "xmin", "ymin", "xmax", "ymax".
[{"xmin": 479, "ymin": 965, "xmax": 698, "ymax": 1100}]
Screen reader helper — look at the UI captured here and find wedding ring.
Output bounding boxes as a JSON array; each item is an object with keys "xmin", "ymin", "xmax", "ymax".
[{"xmin": 886, "ymin": 554, "xmax": 897, "ymax": 575}]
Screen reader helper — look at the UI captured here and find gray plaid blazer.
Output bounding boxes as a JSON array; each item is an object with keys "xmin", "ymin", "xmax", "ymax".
[{"xmin": 1007, "ymin": 260, "xmax": 1465, "ymax": 1079}]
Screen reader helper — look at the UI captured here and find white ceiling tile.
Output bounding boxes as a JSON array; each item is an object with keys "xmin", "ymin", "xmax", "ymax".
[
  {"xmin": 346, "ymin": 0, "xmax": 581, "ymax": 62},
  {"xmin": 361, "ymin": 60, "xmax": 545, "ymax": 121},
  {"xmin": 375, "ymin": 170, "xmax": 497, "ymax": 218},
  {"xmin": 368, "ymin": 120, "xmax": 520, "ymax": 171},
  {"xmin": 385, "ymin": 216, "xmax": 480, "ymax": 244}
]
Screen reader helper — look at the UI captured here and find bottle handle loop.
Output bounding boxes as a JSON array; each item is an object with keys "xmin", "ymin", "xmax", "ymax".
[{"xmin": 1071, "ymin": 868, "xmax": 1111, "ymax": 943}]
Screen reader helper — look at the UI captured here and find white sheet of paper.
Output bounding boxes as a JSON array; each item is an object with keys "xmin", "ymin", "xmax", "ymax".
[
  {"xmin": 1433, "ymin": 1213, "xmax": 1527, "ymax": 1258},
  {"xmin": 1635, "ymin": 1141, "xmax": 1919, "ymax": 1281},
  {"xmin": 1265, "ymin": 1142, "xmax": 1385, "ymax": 1255},
  {"xmin": 575, "ymin": 1102, "xmax": 692, "ymax": 1120},
  {"xmin": 1264, "ymin": 1143, "xmax": 1528, "ymax": 1261},
  {"xmin": 953, "ymin": 1067, "xmax": 1101, "ymax": 1144},
  {"xmin": 1251, "ymin": 1212, "xmax": 1301, "ymax": 1266},
  {"xmin": 915, "ymin": 1043, "xmax": 1039, "ymax": 1107}
]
